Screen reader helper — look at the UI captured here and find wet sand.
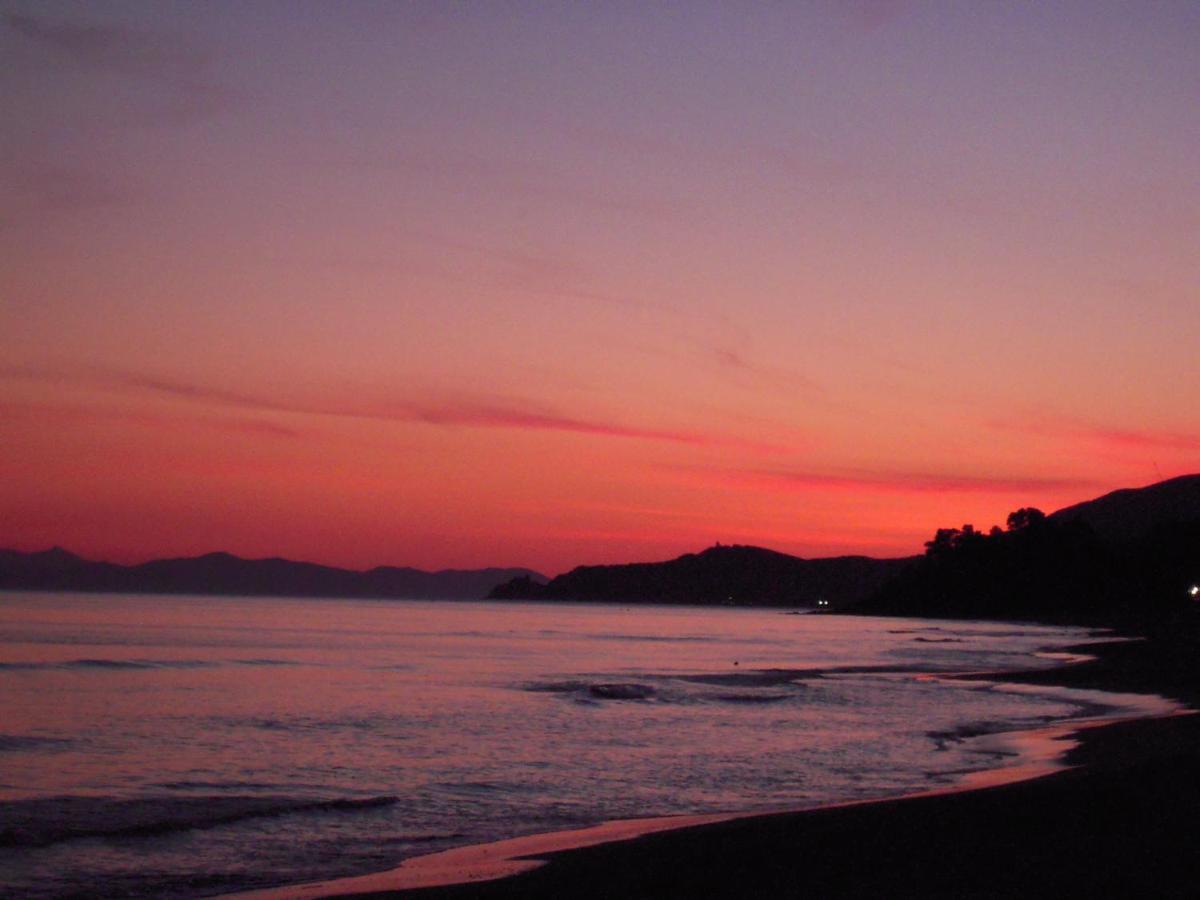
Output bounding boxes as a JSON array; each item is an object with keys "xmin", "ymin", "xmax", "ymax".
[{"xmin": 240, "ymin": 616, "xmax": 1200, "ymax": 899}]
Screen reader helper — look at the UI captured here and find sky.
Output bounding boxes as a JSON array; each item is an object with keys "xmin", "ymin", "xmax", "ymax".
[{"xmin": 1, "ymin": 1, "xmax": 1197, "ymax": 575}]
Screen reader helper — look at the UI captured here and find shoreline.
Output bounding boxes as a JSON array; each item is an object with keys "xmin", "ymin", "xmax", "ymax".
[{"xmin": 225, "ymin": 624, "xmax": 1199, "ymax": 899}]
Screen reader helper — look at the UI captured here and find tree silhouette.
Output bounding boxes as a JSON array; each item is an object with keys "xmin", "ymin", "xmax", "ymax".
[
  {"xmin": 1006, "ymin": 507, "xmax": 1046, "ymax": 532},
  {"xmin": 860, "ymin": 505, "xmax": 1192, "ymax": 622}
]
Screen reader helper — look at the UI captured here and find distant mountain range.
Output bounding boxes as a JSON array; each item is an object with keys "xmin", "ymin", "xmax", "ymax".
[
  {"xmin": 0, "ymin": 548, "xmax": 546, "ymax": 600},
  {"xmin": 4, "ymin": 475, "xmax": 1196, "ymax": 613}
]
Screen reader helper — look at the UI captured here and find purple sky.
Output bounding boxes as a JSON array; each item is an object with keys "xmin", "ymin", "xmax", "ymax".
[{"xmin": 2, "ymin": 1, "xmax": 1197, "ymax": 572}]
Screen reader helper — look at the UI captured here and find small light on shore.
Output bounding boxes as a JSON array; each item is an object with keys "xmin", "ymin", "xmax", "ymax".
[{"xmin": 1189, "ymin": 585, "xmax": 1199, "ymax": 598}]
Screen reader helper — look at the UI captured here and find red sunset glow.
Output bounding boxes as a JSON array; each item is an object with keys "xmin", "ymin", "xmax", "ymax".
[{"xmin": 2, "ymin": 4, "xmax": 1197, "ymax": 574}]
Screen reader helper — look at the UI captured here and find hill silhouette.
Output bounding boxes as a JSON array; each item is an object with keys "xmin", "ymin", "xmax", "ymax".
[
  {"xmin": 855, "ymin": 475, "xmax": 1200, "ymax": 623},
  {"xmin": 489, "ymin": 544, "xmax": 914, "ymax": 608},
  {"xmin": 492, "ymin": 475, "xmax": 1199, "ymax": 619},
  {"xmin": 0, "ymin": 548, "xmax": 546, "ymax": 601},
  {"xmin": 1048, "ymin": 474, "xmax": 1200, "ymax": 541}
]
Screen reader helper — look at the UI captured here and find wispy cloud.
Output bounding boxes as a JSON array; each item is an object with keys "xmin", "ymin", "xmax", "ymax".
[
  {"xmin": 7, "ymin": 13, "xmax": 205, "ymax": 78},
  {"xmin": 991, "ymin": 418, "xmax": 1200, "ymax": 454},
  {"xmin": 109, "ymin": 371, "xmax": 281, "ymax": 412},
  {"xmin": 201, "ymin": 417, "xmax": 303, "ymax": 440},
  {"xmin": 1079, "ymin": 427, "xmax": 1200, "ymax": 453},
  {"xmin": 706, "ymin": 343, "xmax": 826, "ymax": 398},
  {"xmin": 396, "ymin": 227, "xmax": 682, "ymax": 317},
  {"xmin": 2, "ymin": 365, "xmax": 790, "ymax": 454},
  {"xmin": 0, "ymin": 399, "xmax": 302, "ymax": 440},
  {"xmin": 396, "ymin": 400, "xmax": 787, "ymax": 452},
  {"xmin": 679, "ymin": 465, "xmax": 1101, "ymax": 497},
  {"xmin": 5, "ymin": 12, "xmax": 234, "ymax": 125}
]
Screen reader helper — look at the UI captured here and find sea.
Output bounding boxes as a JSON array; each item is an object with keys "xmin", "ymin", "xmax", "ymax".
[{"xmin": 0, "ymin": 592, "xmax": 1167, "ymax": 899}]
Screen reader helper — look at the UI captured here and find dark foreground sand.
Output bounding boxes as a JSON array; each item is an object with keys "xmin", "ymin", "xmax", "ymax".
[{"xmin": 259, "ymin": 615, "xmax": 1200, "ymax": 900}]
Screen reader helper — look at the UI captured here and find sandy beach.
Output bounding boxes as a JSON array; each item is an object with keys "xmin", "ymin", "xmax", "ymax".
[{"xmin": 237, "ymin": 614, "xmax": 1200, "ymax": 900}]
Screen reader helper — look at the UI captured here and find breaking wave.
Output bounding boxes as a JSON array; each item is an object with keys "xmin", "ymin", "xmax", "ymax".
[
  {"xmin": 0, "ymin": 734, "xmax": 73, "ymax": 752},
  {"xmin": 0, "ymin": 794, "xmax": 399, "ymax": 848},
  {"xmin": 0, "ymin": 658, "xmax": 215, "ymax": 672}
]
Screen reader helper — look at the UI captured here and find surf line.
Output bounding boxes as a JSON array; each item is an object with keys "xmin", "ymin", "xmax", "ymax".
[{"xmin": 226, "ymin": 710, "xmax": 1187, "ymax": 899}]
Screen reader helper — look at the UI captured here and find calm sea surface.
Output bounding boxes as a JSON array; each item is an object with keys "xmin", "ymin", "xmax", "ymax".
[{"xmin": 0, "ymin": 593, "xmax": 1159, "ymax": 898}]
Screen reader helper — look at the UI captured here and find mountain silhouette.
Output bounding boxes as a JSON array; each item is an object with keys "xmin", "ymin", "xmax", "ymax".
[
  {"xmin": 0, "ymin": 548, "xmax": 546, "ymax": 601},
  {"xmin": 489, "ymin": 544, "xmax": 915, "ymax": 608},
  {"xmin": 1048, "ymin": 474, "xmax": 1200, "ymax": 542},
  {"xmin": 5, "ymin": 475, "xmax": 1196, "ymax": 616}
]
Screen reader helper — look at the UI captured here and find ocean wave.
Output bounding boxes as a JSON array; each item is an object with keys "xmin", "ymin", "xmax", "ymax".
[
  {"xmin": 707, "ymin": 692, "xmax": 793, "ymax": 704},
  {"xmin": 525, "ymin": 665, "xmax": 953, "ymax": 706},
  {"xmin": 522, "ymin": 680, "xmax": 590, "ymax": 694},
  {"xmin": 0, "ymin": 658, "xmax": 216, "ymax": 672},
  {"xmin": 681, "ymin": 664, "xmax": 957, "ymax": 688},
  {"xmin": 677, "ymin": 669, "xmax": 815, "ymax": 687},
  {"xmin": 586, "ymin": 634, "xmax": 717, "ymax": 643},
  {"xmin": 520, "ymin": 680, "xmax": 658, "ymax": 701},
  {"xmin": 379, "ymin": 831, "xmax": 463, "ymax": 845},
  {"xmin": 588, "ymin": 683, "xmax": 655, "ymax": 700},
  {"xmin": 432, "ymin": 781, "xmax": 509, "ymax": 795},
  {"xmin": 0, "ymin": 734, "xmax": 73, "ymax": 752},
  {"xmin": 0, "ymin": 794, "xmax": 399, "ymax": 848},
  {"xmin": 927, "ymin": 723, "xmax": 998, "ymax": 748},
  {"xmin": 151, "ymin": 780, "xmax": 328, "ymax": 792},
  {"xmin": 522, "ymin": 679, "xmax": 660, "ymax": 700},
  {"xmin": 67, "ymin": 658, "xmax": 162, "ymax": 669},
  {"xmin": 524, "ymin": 677, "xmax": 801, "ymax": 706},
  {"xmin": 232, "ymin": 658, "xmax": 297, "ymax": 667},
  {"xmin": 925, "ymin": 717, "xmax": 1055, "ymax": 751},
  {"xmin": 202, "ymin": 712, "xmax": 402, "ymax": 734}
]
